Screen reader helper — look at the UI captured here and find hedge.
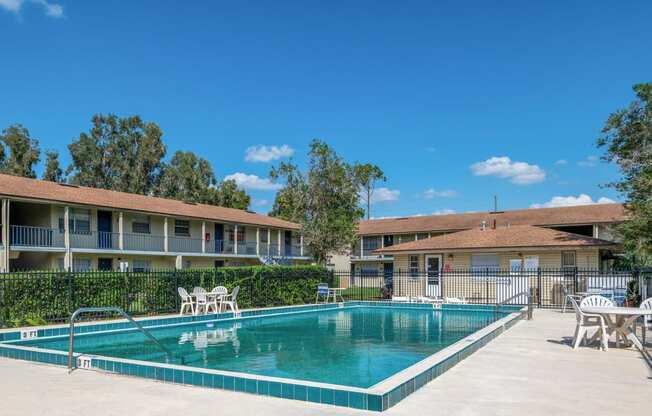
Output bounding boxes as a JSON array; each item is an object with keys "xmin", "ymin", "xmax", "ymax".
[{"xmin": 0, "ymin": 266, "xmax": 335, "ymax": 328}]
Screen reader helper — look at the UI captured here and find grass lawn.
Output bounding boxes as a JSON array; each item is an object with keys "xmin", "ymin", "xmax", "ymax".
[{"xmin": 340, "ymin": 286, "xmax": 383, "ymax": 300}]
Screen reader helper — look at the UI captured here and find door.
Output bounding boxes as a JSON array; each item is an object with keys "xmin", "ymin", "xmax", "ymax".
[
  {"xmin": 215, "ymin": 224, "xmax": 224, "ymax": 253},
  {"xmin": 97, "ymin": 211, "xmax": 112, "ymax": 249},
  {"xmin": 284, "ymin": 230, "xmax": 292, "ymax": 256},
  {"xmin": 98, "ymin": 258, "xmax": 113, "ymax": 271},
  {"xmin": 425, "ymin": 255, "xmax": 442, "ymax": 297}
]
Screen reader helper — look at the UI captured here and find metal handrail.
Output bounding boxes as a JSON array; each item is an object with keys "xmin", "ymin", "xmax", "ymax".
[
  {"xmin": 67, "ymin": 306, "xmax": 178, "ymax": 373},
  {"xmin": 495, "ymin": 291, "xmax": 533, "ymax": 320}
]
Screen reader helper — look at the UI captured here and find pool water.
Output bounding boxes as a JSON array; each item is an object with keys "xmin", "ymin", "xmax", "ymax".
[{"xmin": 22, "ymin": 307, "xmax": 508, "ymax": 388}]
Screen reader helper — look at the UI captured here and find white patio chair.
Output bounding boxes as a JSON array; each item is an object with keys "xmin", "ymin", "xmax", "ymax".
[
  {"xmin": 415, "ymin": 296, "xmax": 444, "ymax": 306},
  {"xmin": 178, "ymin": 287, "xmax": 195, "ymax": 316},
  {"xmin": 569, "ymin": 296, "xmax": 608, "ymax": 351},
  {"xmin": 220, "ymin": 286, "xmax": 240, "ymax": 314},
  {"xmin": 640, "ymin": 297, "xmax": 652, "ymax": 345},
  {"xmin": 444, "ymin": 297, "xmax": 467, "ymax": 304},
  {"xmin": 561, "ymin": 285, "xmax": 582, "ymax": 313},
  {"xmin": 580, "ymin": 295, "xmax": 614, "ymax": 308},
  {"xmin": 208, "ymin": 286, "xmax": 228, "ymax": 313},
  {"xmin": 192, "ymin": 287, "xmax": 209, "ymax": 315},
  {"xmin": 391, "ymin": 296, "xmax": 410, "ymax": 302}
]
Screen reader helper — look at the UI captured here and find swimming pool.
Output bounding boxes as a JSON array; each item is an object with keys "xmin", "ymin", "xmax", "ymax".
[{"xmin": 0, "ymin": 302, "xmax": 526, "ymax": 411}]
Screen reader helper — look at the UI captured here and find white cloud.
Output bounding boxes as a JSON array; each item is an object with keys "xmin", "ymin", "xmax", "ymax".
[
  {"xmin": 554, "ymin": 159, "xmax": 568, "ymax": 165},
  {"xmin": 224, "ymin": 173, "xmax": 283, "ymax": 191},
  {"xmin": 471, "ymin": 156, "xmax": 545, "ymax": 185},
  {"xmin": 422, "ymin": 188, "xmax": 458, "ymax": 199},
  {"xmin": 578, "ymin": 155, "xmax": 599, "ymax": 167},
  {"xmin": 245, "ymin": 145, "xmax": 294, "ymax": 162},
  {"xmin": 0, "ymin": 0, "xmax": 63, "ymax": 17},
  {"xmin": 432, "ymin": 209, "xmax": 456, "ymax": 215},
  {"xmin": 252, "ymin": 199, "xmax": 269, "ymax": 207},
  {"xmin": 370, "ymin": 187, "xmax": 400, "ymax": 203},
  {"xmin": 530, "ymin": 194, "xmax": 616, "ymax": 209}
]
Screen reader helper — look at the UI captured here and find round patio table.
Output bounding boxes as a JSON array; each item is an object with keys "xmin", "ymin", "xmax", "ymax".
[{"xmin": 581, "ymin": 306, "xmax": 652, "ymax": 351}]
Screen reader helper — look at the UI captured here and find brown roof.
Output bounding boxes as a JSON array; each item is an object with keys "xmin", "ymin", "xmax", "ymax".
[
  {"xmin": 359, "ymin": 204, "xmax": 626, "ymax": 235},
  {"xmin": 0, "ymin": 174, "xmax": 300, "ymax": 230},
  {"xmin": 375, "ymin": 225, "xmax": 617, "ymax": 253}
]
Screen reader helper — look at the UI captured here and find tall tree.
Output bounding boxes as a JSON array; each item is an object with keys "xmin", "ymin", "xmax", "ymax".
[
  {"xmin": 67, "ymin": 114, "xmax": 166, "ymax": 194},
  {"xmin": 42, "ymin": 150, "xmax": 64, "ymax": 182},
  {"xmin": 597, "ymin": 83, "xmax": 652, "ymax": 265},
  {"xmin": 270, "ymin": 140, "xmax": 364, "ymax": 264},
  {"xmin": 0, "ymin": 124, "xmax": 41, "ymax": 178},
  {"xmin": 157, "ymin": 151, "xmax": 251, "ymax": 209},
  {"xmin": 354, "ymin": 163, "xmax": 386, "ymax": 220}
]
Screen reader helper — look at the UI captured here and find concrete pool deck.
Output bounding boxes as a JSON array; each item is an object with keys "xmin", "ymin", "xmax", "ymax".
[{"xmin": 1, "ymin": 309, "xmax": 650, "ymax": 416}]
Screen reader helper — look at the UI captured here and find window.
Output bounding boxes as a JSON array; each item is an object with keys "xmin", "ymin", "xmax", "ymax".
[
  {"xmin": 362, "ymin": 236, "xmax": 381, "ymax": 256},
  {"xmin": 57, "ymin": 257, "xmax": 64, "ymax": 270},
  {"xmin": 383, "ymin": 235, "xmax": 393, "ymax": 247},
  {"xmin": 471, "ymin": 254, "xmax": 500, "ymax": 278},
  {"xmin": 59, "ymin": 208, "xmax": 91, "ymax": 234},
  {"xmin": 562, "ymin": 251, "xmax": 576, "ymax": 269},
  {"xmin": 174, "ymin": 219, "xmax": 190, "ymax": 236},
  {"xmin": 131, "ymin": 214, "xmax": 150, "ymax": 233},
  {"xmin": 416, "ymin": 233, "xmax": 429, "ymax": 240},
  {"xmin": 227, "ymin": 226, "xmax": 245, "ymax": 242},
  {"xmin": 132, "ymin": 259, "xmax": 151, "ymax": 272},
  {"xmin": 409, "ymin": 255, "xmax": 419, "ymax": 277},
  {"xmin": 260, "ymin": 228, "xmax": 268, "ymax": 243},
  {"xmin": 73, "ymin": 258, "xmax": 92, "ymax": 272}
]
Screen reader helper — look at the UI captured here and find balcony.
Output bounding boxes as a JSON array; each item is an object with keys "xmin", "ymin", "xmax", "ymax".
[
  {"xmin": 168, "ymin": 236, "xmax": 203, "ymax": 253},
  {"xmin": 70, "ymin": 231, "xmax": 119, "ymax": 250},
  {"xmin": 9, "ymin": 225, "xmax": 64, "ymax": 248},
  {"xmin": 123, "ymin": 233, "xmax": 165, "ymax": 252}
]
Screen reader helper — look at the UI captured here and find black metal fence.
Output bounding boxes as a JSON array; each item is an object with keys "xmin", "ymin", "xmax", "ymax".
[
  {"xmin": 334, "ymin": 268, "xmax": 649, "ymax": 308},
  {"xmin": 0, "ymin": 266, "xmax": 334, "ymax": 328}
]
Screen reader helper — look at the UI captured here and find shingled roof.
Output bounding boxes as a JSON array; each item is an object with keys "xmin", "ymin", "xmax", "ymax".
[
  {"xmin": 359, "ymin": 204, "xmax": 626, "ymax": 235},
  {"xmin": 0, "ymin": 173, "xmax": 300, "ymax": 229},
  {"xmin": 375, "ymin": 225, "xmax": 617, "ymax": 253}
]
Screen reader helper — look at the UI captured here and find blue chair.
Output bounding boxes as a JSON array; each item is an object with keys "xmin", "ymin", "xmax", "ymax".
[{"xmin": 316, "ymin": 283, "xmax": 330, "ymax": 303}]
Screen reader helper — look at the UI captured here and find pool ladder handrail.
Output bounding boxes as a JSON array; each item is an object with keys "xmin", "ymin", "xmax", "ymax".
[
  {"xmin": 495, "ymin": 291, "xmax": 533, "ymax": 320},
  {"xmin": 67, "ymin": 306, "xmax": 178, "ymax": 373}
]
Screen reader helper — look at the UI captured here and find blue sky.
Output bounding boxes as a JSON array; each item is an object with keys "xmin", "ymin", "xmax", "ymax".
[{"xmin": 1, "ymin": 1, "xmax": 650, "ymax": 216}]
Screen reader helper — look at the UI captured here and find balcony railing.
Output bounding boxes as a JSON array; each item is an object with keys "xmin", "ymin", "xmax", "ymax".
[
  {"xmin": 10, "ymin": 225, "xmax": 64, "ymax": 248},
  {"xmin": 70, "ymin": 231, "xmax": 119, "ymax": 249},
  {"xmin": 169, "ymin": 236, "xmax": 203, "ymax": 253},
  {"xmin": 123, "ymin": 233, "xmax": 165, "ymax": 252},
  {"xmin": 237, "ymin": 241, "xmax": 258, "ymax": 255}
]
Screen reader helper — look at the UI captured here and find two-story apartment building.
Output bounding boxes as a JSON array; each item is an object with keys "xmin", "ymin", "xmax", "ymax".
[
  {"xmin": 0, "ymin": 174, "xmax": 309, "ymax": 272},
  {"xmin": 346, "ymin": 203, "xmax": 626, "ymax": 276}
]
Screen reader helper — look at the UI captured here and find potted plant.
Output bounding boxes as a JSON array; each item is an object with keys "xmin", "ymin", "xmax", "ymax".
[{"xmin": 624, "ymin": 279, "xmax": 640, "ymax": 307}]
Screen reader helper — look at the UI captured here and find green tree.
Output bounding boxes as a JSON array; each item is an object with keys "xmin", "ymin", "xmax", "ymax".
[
  {"xmin": 270, "ymin": 139, "xmax": 364, "ymax": 264},
  {"xmin": 67, "ymin": 114, "xmax": 166, "ymax": 194},
  {"xmin": 0, "ymin": 124, "xmax": 41, "ymax": 178},
  {"xmin": 597, "ymin": 83, "xmax": 652, "ymax": 265},
  {"xmin": 354, "ymin": 163, "xmax": 386, "ymax": 220},
  {"xmin": 157, "ymin": 151, "xmax": 250, "ymax": 209},
  {"xmin": 42, "ymin": 150, "xmax": 64, "ymax": 182}
]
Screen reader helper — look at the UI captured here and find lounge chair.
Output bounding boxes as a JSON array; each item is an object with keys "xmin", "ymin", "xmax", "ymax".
[
  {"xmin": 220, "ymin": 286, "xmax": 240, "ymax": 315},
  {"xmin": 391, "ymin": 296, "xmax": 411, "ymax": 302},
  {"xmin": 570, "ymin": 296, "xmax": 609, "ymax": 351},
  {"xmin": 444, "ymin": 297, "xmax": 466, "ymax": 304},
  {"xmin": 178, "ymin": 287, "xmax": 195, "ymax": 316},
  {"xmin": 415, "ymin": 296, "xmax": 444, "ymax": 307},
  {"xmin": 316, "ymin": 283, "xmax": 329, "ymax": 303}
]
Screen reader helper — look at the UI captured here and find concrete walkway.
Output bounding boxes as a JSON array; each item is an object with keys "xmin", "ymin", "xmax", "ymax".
[{"xmin": 1, "ymin": 309, "xmax": 649, "ymax": 416}]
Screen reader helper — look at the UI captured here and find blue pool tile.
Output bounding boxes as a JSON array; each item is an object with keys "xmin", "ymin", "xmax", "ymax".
[
  {"xmin": 294, "ymin": 384, "xmax": 306, "ymax": 401},
  {"xmin": 234, "ymin": 377, "xmax": 246, "ymax": 392},
  {"xmin": 164, "ymin": 368, "xmax": 174, "ymax": 382},
  {"xmin": 269, "ymin": 382, "xmax": 282, "ymax": 398},
  {"xmin": 192, "ymin": 372, "xmax": 203, "ymax": 386},
  {"xmin": 281, "ymin": 383, "xmax": 294, "ymax": 399},
  {"xmin": 257, "ymin": 380, "xmax": 269, "ymax": 395},
  {"xmin": 182, "ymin": 370, "xmax": 193, "ymax": 384},
  {"xmin": 367, "ymin": 394, "xmax": 383, "ymax": 412},
  {"xmin": 349, "ymin": 392, "xmax": 366, "ymax": 410},
  {"xmin": 223, "ymin": 376, "xmax": 234, "ymax": 390},
  {"xmin": 212, "ymin": 374, "xmax": 223, "ymax": 389},
  {"xmin": 245, "ymin": 379, "xmax": 257, "ymax": 394},
  {"xmin": 334, "ymin": 390, "xmax": 348, "ymax": 407},
  {"xmin": 320, "ymin": 388, "xmax": 334, "ymax": 405}
]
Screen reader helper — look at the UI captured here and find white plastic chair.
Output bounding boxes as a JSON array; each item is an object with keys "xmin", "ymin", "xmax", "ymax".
[
  {"xmin": 208, "ymin": 286, "xmax": 228, "ymax": 313},
  {"xmin": 178, "ymin": 287, "xmax": 195, "ymax": 316},
  {"xmin": 561, "ymin": 285, "xmax": 582, "ymax": 313},
  {"xmin": 391, "ymin": 296, "xmax": 410, "ymax": 302},
  {"xmin": 444, "ymin": 297, "xmax": 467, "ymax": 304},
  {"xmin": 580, "ymin": 295, "xmax": 614, "ymax": 308},
  {"xmin": 220, "ymin": 286, "xmax": 240, "ymax": 314},
  {"xmin": 640, "ymin": 297, "xmax": 652, "ymax": 345},
  {"xmin": 570, "ymin": 296, "xmax": 608, "ymax": 351},
  {"xmin": 192, "ymin": 287, "xmax": 209, "ymax": 315}
]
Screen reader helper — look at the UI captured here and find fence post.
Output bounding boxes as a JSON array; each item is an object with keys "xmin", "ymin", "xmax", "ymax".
[
  {"xmin": 536, "ymin": 268, "xmax": 542, "ymax": 307},
  {"xmin": 173, "ymin": 270, "xmax": 179, "ymax": 312},
  {"xmin": 67, "ymin": 270, "xmax": 74, "ymax": 315}
]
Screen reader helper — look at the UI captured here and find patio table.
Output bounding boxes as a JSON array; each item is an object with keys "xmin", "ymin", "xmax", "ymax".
[
  {"xmin": 581, "ymin": 306, "xmax": 652, "ymax": 351},
  {"xmin": 328, "ymin": 287, "xmax": 345, "ymax": 303}
]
